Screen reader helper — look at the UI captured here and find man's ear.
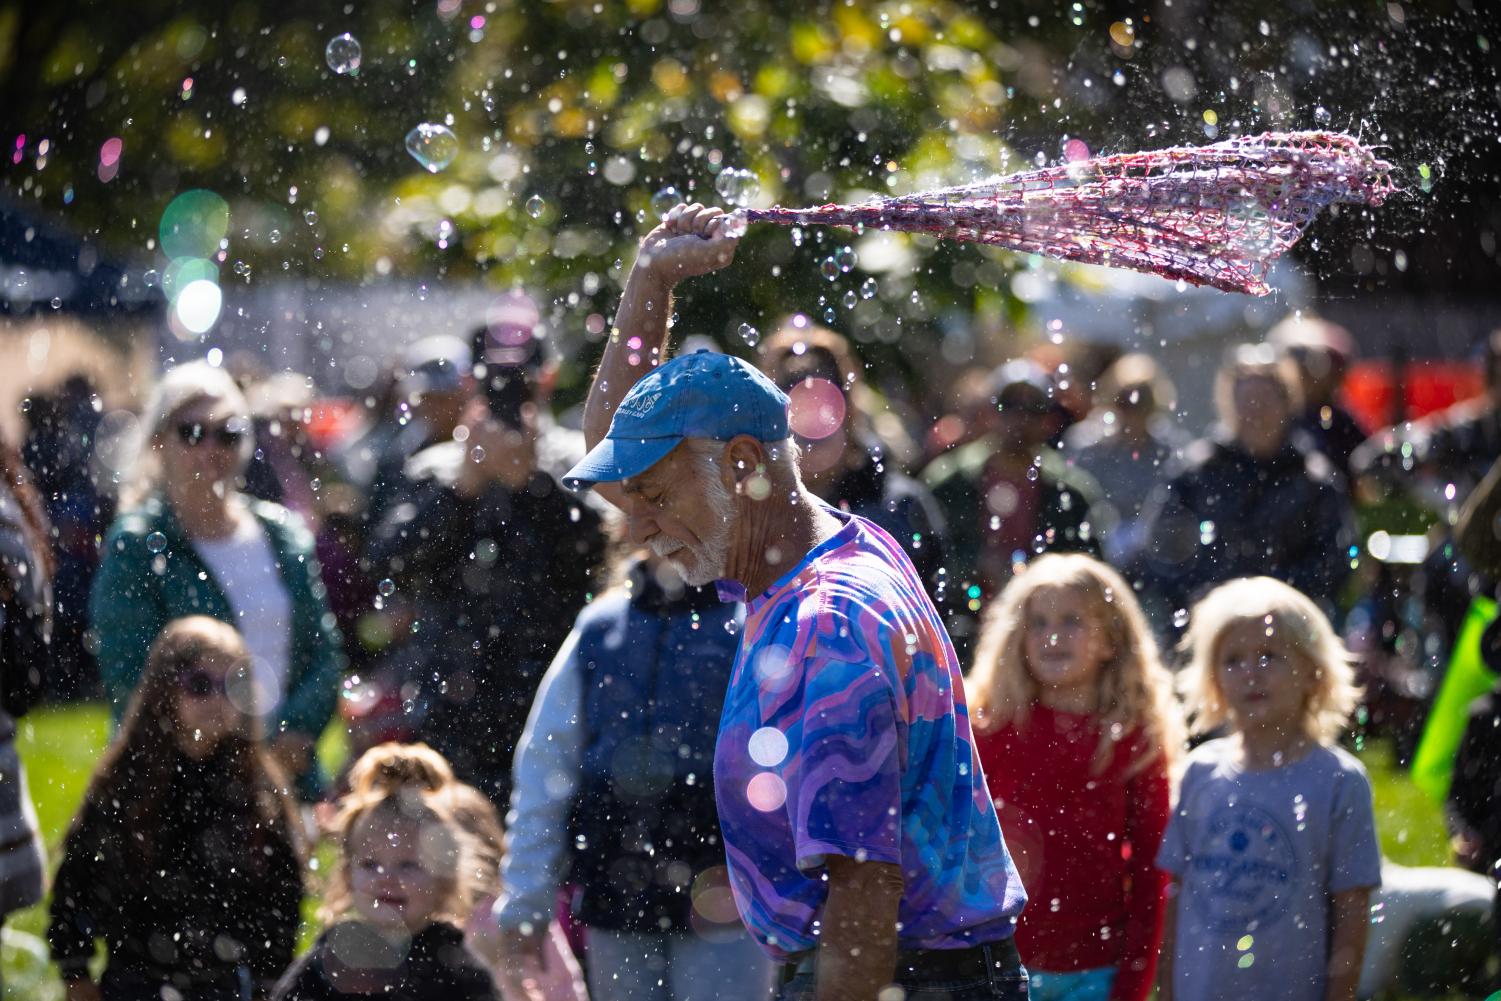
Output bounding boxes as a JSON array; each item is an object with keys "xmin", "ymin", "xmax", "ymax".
[{"xmin": 723, "ymin": 435, "xmax": 768, "ymax": 486}]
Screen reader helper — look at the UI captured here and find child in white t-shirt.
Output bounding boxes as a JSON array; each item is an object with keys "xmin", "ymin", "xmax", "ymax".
[{"xmin": 1157, "ymin": 577, "xmax": 1382, "ymax": 1001}]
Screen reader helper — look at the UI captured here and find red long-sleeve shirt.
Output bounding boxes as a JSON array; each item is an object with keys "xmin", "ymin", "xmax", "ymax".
[{"xmin": 975, "ymin": 703, "xmax": 1171, "ymax": 1001}]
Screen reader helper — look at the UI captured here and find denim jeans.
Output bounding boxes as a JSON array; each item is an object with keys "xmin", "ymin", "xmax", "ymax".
[
  {"xmin": 587, "ymin": 928, "xmax": 777, "ymax": 1001},
  {"xmin": 776, "ymin": 942, "xmax": 1030, "ymax": 1001}
]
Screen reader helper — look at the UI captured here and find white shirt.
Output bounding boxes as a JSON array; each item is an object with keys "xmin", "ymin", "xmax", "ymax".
[{"xmin": 192, "ymin": 511, "xmax": 293, "ymax": 717}]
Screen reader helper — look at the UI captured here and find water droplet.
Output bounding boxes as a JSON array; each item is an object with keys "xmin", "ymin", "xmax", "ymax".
[
  {"xmin": 404, "ymin": 123, "xmax": 459, "ymax": 173},
  {"xmin": 145, "ymin": 532, "xmax": 168, "ymax": 553},
  {"xmin": 303, "ymin": 209, "xmax": 318, "ymax": 226},
  {"xmin": 834, "ymin": 245, "xmax": 857, "ymax": 272},
  {"xmin": 325, "ymin": 33, "xmax": 362, "ymax": 75},
  {"xmin": 714, "ymin": 167, "xmax": 760, "ymax": 207},
  {"xmin": 525, "ymin": 194, "xmax": 547, "ymax": 218},
  {"xmin": 651, "ymin": 185, "xmax": 684, "ymax": 219},
  {"xmin": 722, "ymin": 208, "xmax": 749, "ymax": 238},
  {"xmin": 377, "ymin": 578, "xmax": 396, "ymax": 598},
  {"xmin": 738, "ymin": 322, "xmax": 760, "ymax": 347}
]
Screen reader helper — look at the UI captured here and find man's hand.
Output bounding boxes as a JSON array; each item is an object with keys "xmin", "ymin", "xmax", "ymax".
[
  {"xmin": 495, "ymin": 925, "xmax": 549, "ymax": 1001},
  {"xmin": 637, "ymin": 203, "xmax": 740, "ymax": 284}
]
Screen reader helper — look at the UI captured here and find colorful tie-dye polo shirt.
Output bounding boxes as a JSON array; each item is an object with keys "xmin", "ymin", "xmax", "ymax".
[{"xmin": 713, "ymin": 508, "xmax": 1025, "ymax": 961}]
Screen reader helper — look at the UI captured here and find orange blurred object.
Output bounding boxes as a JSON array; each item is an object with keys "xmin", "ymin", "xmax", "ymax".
[
  {"xmin": 303, "ymin": 397, "xmax": 362, "ymax": 451},
  {"xmin": 1342, "ymin": 360, "xmax": 1485, "ymax": 431}
]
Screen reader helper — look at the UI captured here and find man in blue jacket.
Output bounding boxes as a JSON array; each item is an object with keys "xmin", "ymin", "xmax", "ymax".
[{"xmin": 496, "ymin": 553, "xmax": 775, "ymax": 1001}]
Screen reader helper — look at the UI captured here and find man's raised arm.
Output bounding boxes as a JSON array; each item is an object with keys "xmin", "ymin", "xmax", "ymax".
[{"xmin": 581, "ymin": 203, "xmax": 739, "ymax": 507}]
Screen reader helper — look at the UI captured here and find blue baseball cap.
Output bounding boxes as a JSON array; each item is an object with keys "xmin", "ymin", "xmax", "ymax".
[{"xmin": 564, "ymin": 350, "xmax": 790, "ymax": 490}]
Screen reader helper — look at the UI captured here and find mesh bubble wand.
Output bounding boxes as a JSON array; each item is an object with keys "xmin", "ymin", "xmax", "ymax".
[{"xmin": 731, "ymin": 131, "xmax": 1394, "ymax": 296}]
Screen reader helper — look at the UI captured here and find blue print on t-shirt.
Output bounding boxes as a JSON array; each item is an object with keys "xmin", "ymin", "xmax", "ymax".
[{"xmin": 1188, "ymin": 802, "xmax": 1298, "ymax": 933}]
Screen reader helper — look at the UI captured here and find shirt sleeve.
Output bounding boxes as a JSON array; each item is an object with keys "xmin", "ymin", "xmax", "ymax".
[
  {"xmin": 1154, "ymin": 764, "xmax": 1194, "ymax": 877},
  {"xmin": 495, "ymin": 628, "xmax": 585, "ymax": 929},
  {"xmin": 1329, "ymin": 761, "xmax": 1383, "ymax": 893},
  {"xmin": 1113, "ymin": 753, "xmax": 1173, "ymax": 1001},
  {"xmin": 783, "ymin": 604, "xmax": 905, "ymax": 873}
]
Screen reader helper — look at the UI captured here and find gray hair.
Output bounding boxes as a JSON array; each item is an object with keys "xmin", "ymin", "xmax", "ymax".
[{"xmin": 680, "ymin": 435, "xmax": 804, "ymax": 490}]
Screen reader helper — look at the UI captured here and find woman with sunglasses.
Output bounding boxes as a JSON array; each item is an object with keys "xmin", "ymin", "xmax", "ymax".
[
  {"xmin": 49, "ymin": 616, "xmax": 304, "ymax": 1001},
  {"xmin": 90, "ymin": 361, "xmax": 343, "ymax": 796}
]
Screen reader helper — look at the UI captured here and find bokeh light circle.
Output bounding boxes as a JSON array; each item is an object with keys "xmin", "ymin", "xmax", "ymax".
[
  {"xmin": 159, "ymin": 189, "xmax": 230, "ymax": 260},
  {"xmin": 173, "ymin": 279, "xmax": 223, "ymax": 335},
  {"xmin": 787, "ymin": 377, "xmax": 847, "ymax": 441}
]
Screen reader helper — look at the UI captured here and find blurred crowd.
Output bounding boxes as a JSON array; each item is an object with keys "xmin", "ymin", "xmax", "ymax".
[{"xmin": 1, "ymin": 299, "xmax": 1500, "ymax": 1000}]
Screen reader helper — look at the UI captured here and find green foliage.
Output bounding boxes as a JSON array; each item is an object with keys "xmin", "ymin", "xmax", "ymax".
[{"xmin": 3, "ymin": 0, "xmax": 1499, "ymax": 390}]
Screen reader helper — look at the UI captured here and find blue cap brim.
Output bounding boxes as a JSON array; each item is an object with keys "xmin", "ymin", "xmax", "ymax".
[{"xmin": 563, "ymin": 435, "xmax": 682, "ymax": 491}]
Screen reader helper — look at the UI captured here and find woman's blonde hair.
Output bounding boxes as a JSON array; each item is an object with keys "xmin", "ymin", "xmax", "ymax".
[
  {"xmin": 1179, "ymin": 577, "xmax": 1360, "ymax": 743},
  {"xmin": 966, "ymin": 553, "xmax": 1183, "ymax": 775},
  {"xmin": 122, "ymin": 360, "xmax": 254, "ymax": 510}
]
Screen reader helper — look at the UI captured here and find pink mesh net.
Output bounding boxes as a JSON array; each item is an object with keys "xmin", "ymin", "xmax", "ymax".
[{"xmin": 743, "ymin": 131, "xmax": 1395, "ymax": 296}]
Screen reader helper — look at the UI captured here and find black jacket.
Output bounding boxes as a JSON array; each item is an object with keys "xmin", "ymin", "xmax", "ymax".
[
  {"xmin": 1130, "ymin": 433, "xmax": 1354, "ymax": 615},
  {"xmin": 271, "ymin": 922, "xmax": 497, "ymax": 1001},
  {"xmin": 826, "ymin": 442, "xmax": 950, "ymax": 603},
  {"xmin": 364, "ymin": 440, "xmax": 606, "ymax": 806},
  {"xmin": 47, "ymin": 747, "xmax": 303, "ymax": 997}
]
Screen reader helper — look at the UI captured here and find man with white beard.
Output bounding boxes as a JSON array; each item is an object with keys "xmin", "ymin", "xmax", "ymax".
[{"xmin": 557, "ymin": 203, "xmax": 1029, "ymax": 1001}]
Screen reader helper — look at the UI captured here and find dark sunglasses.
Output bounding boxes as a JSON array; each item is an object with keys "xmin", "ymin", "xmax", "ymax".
[
  {"xmin": 179, "ymin": 668, "xmax": 234, "ymax": 699},
  {"xmin": 175, "ymin": 421, "xmax": 245, "ymax": 448}
]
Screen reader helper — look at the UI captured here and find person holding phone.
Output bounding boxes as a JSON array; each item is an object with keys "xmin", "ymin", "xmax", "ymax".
[{"xmin": 364, "ymin": 298, "xmax": 607, "ymax": 810}]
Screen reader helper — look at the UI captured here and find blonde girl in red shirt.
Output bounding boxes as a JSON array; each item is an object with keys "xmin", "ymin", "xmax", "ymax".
[{"xmin": 967, "ymin": 553, "xmax": 1183, "ymax": 1001}]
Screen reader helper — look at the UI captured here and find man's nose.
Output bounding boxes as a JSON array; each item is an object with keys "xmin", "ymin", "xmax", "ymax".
[{"xmin": 623, "ymin": 504, "xmax": 657, "ymax": 547}]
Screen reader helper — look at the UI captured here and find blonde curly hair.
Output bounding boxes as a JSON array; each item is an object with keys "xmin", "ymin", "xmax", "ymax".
[
  {"xmin": 1179, "ymin": 577, "xmax": 1361, "ymax": 744},
  {"xmin": 966, "ymin": 553, "xmax": 1183, "ymax": 776}
]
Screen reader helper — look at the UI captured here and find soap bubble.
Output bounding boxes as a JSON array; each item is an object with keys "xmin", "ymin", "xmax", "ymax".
[
  {"xmin": 834, "ymin": 245, "xmax": 857, "ymax": 272},
  {"xmin": 525, "ymin": 194, "xmax": 547, "ymax": 219},
  {"xmin": 859, "ymin": 276, "xmax": 878, "ymax": 299},
  {"xmin": 651, "ymin": 185, "xmax": 684, "ymax": 220},
  {"xmin": 325, "ymin": 33, "xmax": 362, "ymax": 75},
  {"xmin": 738, "ymin": 323, "xmax": 760, "ymax": 347},
  {"xmin": 404, "ymin": 123, "xmax": 459, "ymax": 173},
  {"xmin": 715, "ymin": 167, "xmax": 760, "ymax": 207}
]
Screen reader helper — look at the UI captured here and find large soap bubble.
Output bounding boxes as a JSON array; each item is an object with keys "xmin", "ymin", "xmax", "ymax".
[
  {"xmin": 405, "ymin": 123, "xmax": 459, "ymax": 173},
  {"xmin": 325, "ymin": 33, "xmax": 362, "ymax": 75}
]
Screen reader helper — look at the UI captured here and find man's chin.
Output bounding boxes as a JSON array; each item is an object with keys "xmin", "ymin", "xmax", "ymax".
[{"xmin": 669, "ymin": 552, "xmax": 724, "ymax": 588}]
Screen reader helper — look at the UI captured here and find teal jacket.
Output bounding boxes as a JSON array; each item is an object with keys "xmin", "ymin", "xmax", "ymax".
[{"xmin": 90, "ymin": 495, "xmax": 344, "ymax": 741}]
